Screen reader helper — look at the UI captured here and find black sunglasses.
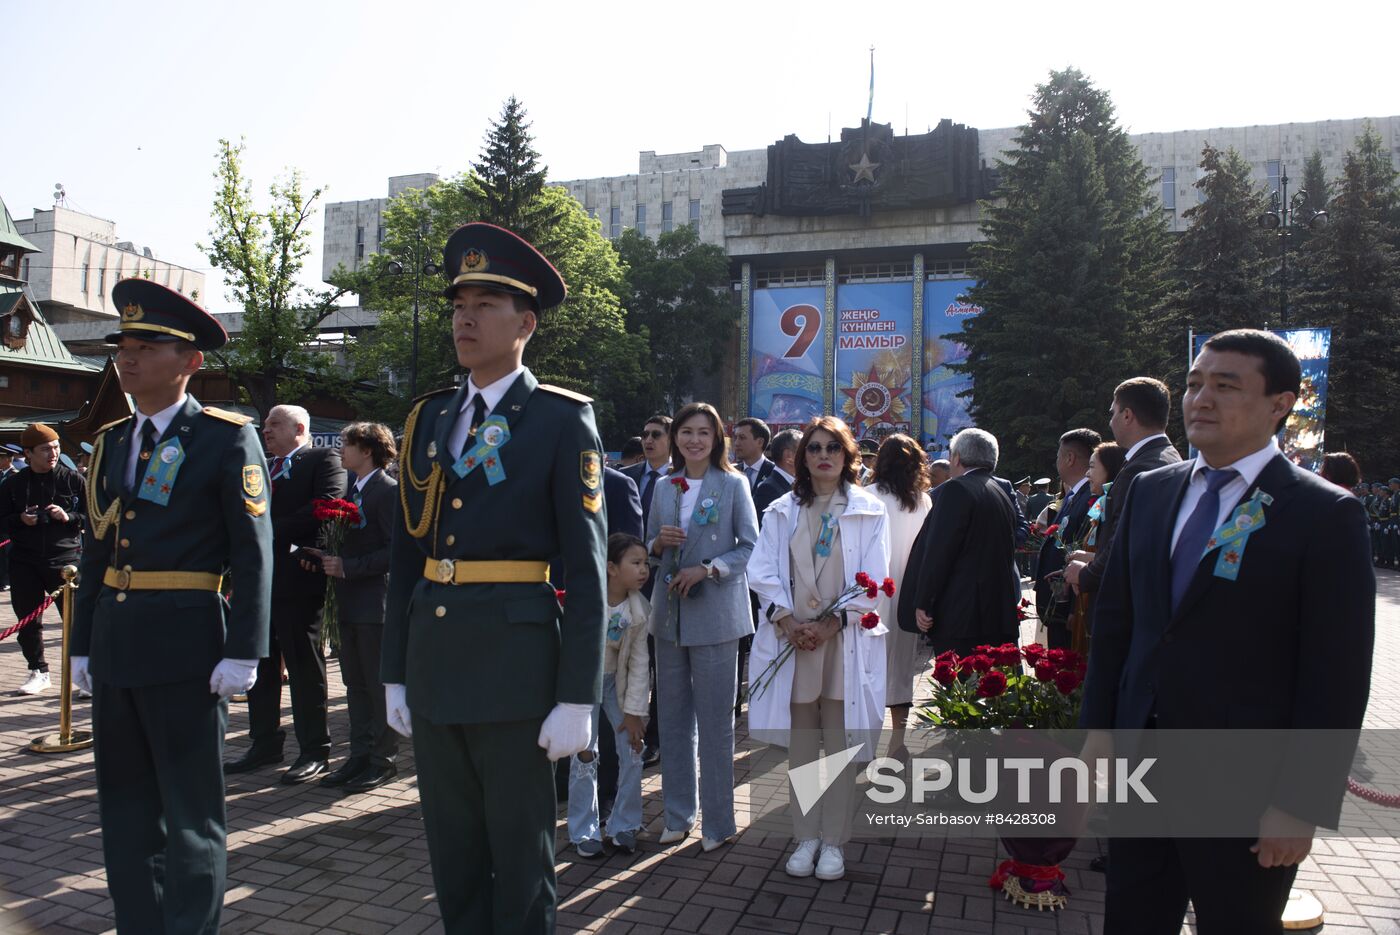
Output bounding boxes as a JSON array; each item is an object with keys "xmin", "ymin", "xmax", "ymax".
[
  {"xmin": 642, "ymin": 430, "xmax": 666, "ymax": 439},
  {"xmin": 805, "ymin": 442, "xmax": 844, "ymax": 457}
]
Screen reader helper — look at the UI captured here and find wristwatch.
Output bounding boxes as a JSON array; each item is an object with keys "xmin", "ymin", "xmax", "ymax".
[{"xmin": 701, "ymin": 558, "xmax": 720, "ymax": 580}]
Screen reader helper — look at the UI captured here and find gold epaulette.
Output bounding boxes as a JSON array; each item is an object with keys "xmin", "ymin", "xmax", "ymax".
[
  {"xmin": 97, "ymin": 416, "xmax": 131, "ymax": 435},
  {"xmin": 201, "ymin": 406, "xmax": 253, "ymax": 426},
  {"xmin": 537, "ymin": 383, "xmax": 593, "ymax": 404},
  {"xmin": 412, "ymin": 385, "xmax": 456, "ymax": 405}
]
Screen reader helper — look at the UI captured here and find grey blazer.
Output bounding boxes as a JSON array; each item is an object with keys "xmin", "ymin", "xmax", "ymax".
[{"xmin": 646, "ymin": 465, "xmax": 758, "ymax": 646}]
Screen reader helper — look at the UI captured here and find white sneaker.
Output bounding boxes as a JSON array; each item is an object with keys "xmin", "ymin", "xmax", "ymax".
[
  {"xmin": 18, "ymin": 670, "xmax": 50, "ymax": 695},
  {"xmin": 785, "ymin": 839, "xmax": 820, "ymax": 877},
  {"xmin": 815, "ymin": 844, "xmax": 845, "ymax": 881}
]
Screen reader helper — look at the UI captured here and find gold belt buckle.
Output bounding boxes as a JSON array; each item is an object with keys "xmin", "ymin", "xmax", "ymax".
[
  {"xmin": 435, "ymin": 558, "xmax": 456, "ymax": 584},
  {"xmin": 115, "ymin": 566, "xmax": 132, "ymax": 591}
]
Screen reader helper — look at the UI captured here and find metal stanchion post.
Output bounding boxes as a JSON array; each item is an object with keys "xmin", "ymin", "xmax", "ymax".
[{"xmin": 29, "ymin": 565, "xmax": 93, "ymax": 754}]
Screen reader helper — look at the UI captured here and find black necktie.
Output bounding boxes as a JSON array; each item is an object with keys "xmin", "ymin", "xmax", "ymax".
[
  {"xmin": 131, "ymin": 419, "xmax": 157, "ymax": 495},
  {"xmin": 468, "ymin": 394, "xmax": 488, "ymax": 438},
  {"xmin": 640, "ymin": 469, "xmax": 659, "ymax": 525}
]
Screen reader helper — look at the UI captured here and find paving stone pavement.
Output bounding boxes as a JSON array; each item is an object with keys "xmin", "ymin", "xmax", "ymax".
[{"xmin": 0, "ymin": 574, "xmax": 1396, "ymax": 934}]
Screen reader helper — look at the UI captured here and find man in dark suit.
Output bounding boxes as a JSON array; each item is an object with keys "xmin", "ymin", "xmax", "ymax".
[
  {"xmin": 383, "ymin": 222, "xmax": 606, "ymax": 934},
  {"xmin": 307, "ymin": 422, "xmax": 400, "ymax": 794},
  {"xmin": 226, "ymin": 404, "xmax": 347, "ymax": 783},
  {"xmin": 1034, "ymin": 427, "xmax": 1101, "ymax": 648},
  {"xmin": 1080, "ymin": 329, "xmax": 1374, "ymax": 934},
  {"xmin": 1065, "ymin": 377, "xmax": 1182, "ymax": 596},
  {"xmin": 603, "ymin": 466, "xmax": 642, "ymax": 539},
  {"xmin": 899, "ymin": 428, "xmax": 1018, "ymax": 655},
  {"xmin": 753, "ymin": 428, "xmax": 800, "ymax": 521},
  {"xmin": 70, "ymin": 278, "xmax": 272, "ymax": 934},
  {"xmin": 732, "ymin": 417, "xmax": 774, "ymax": 489}
]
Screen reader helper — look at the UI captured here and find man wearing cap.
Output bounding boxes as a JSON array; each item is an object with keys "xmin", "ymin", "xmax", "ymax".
[
  {"xmin": 382, "ymin": 223, "xmax": 606, "ymax": 934},
  {"xmin": 69, "ymin": 279, "xmax": 272, "ymax": 934},
  {"xmin": 1026, "ymin": 478, "xmax": 1054, "ymax": 524},
  {"xmin": 857, "ymin": 438, "xmax": 878, "ymax": 484},
  {"xmin": 0, "ymin": 424, "xmax": 87, "ymax": 694}
]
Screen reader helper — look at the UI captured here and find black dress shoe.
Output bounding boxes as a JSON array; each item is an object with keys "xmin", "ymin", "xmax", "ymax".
[
  {"xmin": 319, "ymin": 756, "xmax": 371, "ymax": 788},
  {"xmin": 642, "ymin": 746, "xmax": 660, "ymax": 768},
  {"xmin": 281, "ymin": 754, "xmax": 329, "ymax": 785},
  {"xmin": 343, "ymin": 763, "xmax": 398, "ymax": 794},
  {"xmin": 224, "ymin": 747, "xmax": 284, "ymax": 774}
]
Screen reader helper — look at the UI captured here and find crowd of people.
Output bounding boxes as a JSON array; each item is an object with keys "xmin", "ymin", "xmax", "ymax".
[{"xmin": 12, "ymin": 220, "xmax": 1377, "ymax": 935}]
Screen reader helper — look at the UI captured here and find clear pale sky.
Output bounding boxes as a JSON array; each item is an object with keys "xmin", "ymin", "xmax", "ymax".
[{"xmin": 9, "ymin": 0, "xmax": 1398, "ymax": 313}]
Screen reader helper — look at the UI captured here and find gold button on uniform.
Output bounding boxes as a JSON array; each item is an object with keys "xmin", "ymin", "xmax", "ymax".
[
  {"xmin": 116, "ymin": 593, "xmax": 127, "ymax": 603},
  {"xmin": 446, "ymin": 534, "xmax": 456, "ymax": 546},
  {"xmin": 451, "ymin": 498, "xmax": 463, "ymax": 510},
  {"xmin": 120, "ymin": 538, "xmax": 130, "ymax": 548},
  {"xmin": 125, "ymin": 510, "xmax": 136, "ymax": 520},
  {"xmin": 435, "ymin": 606, "xmax": 447, "ymax": 618}
]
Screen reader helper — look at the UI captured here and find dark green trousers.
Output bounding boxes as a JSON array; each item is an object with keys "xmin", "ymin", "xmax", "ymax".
[
  {"xmin": 411, "ymin": 714, "xmax": 556, "ymax": 934},
  {"xmin": 93, "ymin": 679, "xmax": 228, "ymax": 935}
]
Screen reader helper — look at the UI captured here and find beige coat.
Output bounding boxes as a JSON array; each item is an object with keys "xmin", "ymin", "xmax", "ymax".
[{"xmin": 607, "ymin": 590, "xmax": 652, "ymax": 717}]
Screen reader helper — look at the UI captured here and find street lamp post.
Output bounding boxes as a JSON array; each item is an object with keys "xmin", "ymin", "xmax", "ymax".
[
  {"xmin": 1259, "ymin": 166, "xmax": 1328, "ymax": 327},
  {"xmin": 385, "ymin": 225, "xmax": 439, "ymax": 398}
]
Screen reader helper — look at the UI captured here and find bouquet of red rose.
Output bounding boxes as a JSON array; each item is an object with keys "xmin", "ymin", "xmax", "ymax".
[
  {"xmin": 919, "ymin": 642, "xmax": 1086, "ymax": 731},
  {"xmin": 747, "ymin": 571, "xmax": 894, "ymax": 702},
  {"xmin": 312, "ymin": 497, "xmax": 361, "ymax": 650}
]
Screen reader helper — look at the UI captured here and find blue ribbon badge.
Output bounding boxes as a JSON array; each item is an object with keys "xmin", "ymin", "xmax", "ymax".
[
  {"xmin": 137, "ymin": 437, "xmax": 186, "ymax": 506},
  {"xmin": 1203, "ymin": 489, "xmax": 1272, "ymax": 581},
  {"xmin": 814, "ymin": 511, "xmax": 837, "ymax": 557},
  {"xmin": 692, "ymin": 491, "xmax": 719, "ymax": 526},
  {"xmin": 452, "ymin": 415, "xmax": 511, "ymax": 485},
  {"xmin": 350, "ymin": 489, "xmax": 368, "ymax": 529}
]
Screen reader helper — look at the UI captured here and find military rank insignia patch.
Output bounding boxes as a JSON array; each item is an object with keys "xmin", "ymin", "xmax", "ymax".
[
  {"xmin": 243, "ymin": 465, "xmax": 264, "ymax": 498},
  {"xmin": 581, "ymin": 450, "xmax": 602, "ymax": 513}
]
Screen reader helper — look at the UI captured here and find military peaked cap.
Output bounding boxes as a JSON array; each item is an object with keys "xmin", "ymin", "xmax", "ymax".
[
  {"xmin": 441, "ymin": 222, "xmax": 567, "ymax": 310},
  {"xmin": 107, "ymin": 279, "xmax": 228, "ymax": 351}
]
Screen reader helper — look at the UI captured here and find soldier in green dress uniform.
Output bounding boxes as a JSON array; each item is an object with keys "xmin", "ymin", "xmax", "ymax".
[
  {"xmin": 1363, "ymin": 482, "xmax": 1381, "ymax": 563},
  {"xmin": 69, "ymin": 279, "xmax": 273, "ymax": 934},
  {"xmin": 1387, "ymin": 477, "xmax": 1400, "ymax": 569},
  {"xmin": 381, "ymin": 223, "xmax": 607, "ymax": 935}
]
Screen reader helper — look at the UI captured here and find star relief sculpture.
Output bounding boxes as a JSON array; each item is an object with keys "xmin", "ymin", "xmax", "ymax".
[{"xmin": 849, "ymin": 151, "xmax": 880, "ymax": 184}]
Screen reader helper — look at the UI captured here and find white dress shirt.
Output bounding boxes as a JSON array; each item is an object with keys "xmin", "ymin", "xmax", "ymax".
[
  {"xmin": 742, "ymin": 456, "xmax": 770, "ymax": 486},
  {"xmin": 1125, "ymin": 432, "xmax": 1171, "ymax": 462},
  {"xmin": 126, "ymin": 396, "xmax": 187, "ymax": 490},
  {"xmin": 1170, "ymin": 439, "xmax": 1279, "ymax": 554},
  {"xmin": 772, "ymin": 465, "xmax": 795, "ymax": 487},
  {"xmin": 448, "ymin": 365, "xmax": 525, "ymax": 459},
  {"xmin": 354, "ymin": 468, "xmax": 379, "ymax": 494}
]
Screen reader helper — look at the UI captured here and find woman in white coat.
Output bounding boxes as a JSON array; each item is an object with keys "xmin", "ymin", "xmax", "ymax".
[
  {"xmin": 746, "ymin": 416, "xmax": 890, "ymax": 883},
  {"xmin": 867, "ymin": 434, "xmax": 932, "ymax": 764}
]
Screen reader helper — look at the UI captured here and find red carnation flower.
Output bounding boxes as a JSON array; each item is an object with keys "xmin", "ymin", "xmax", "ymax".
[
  {"xmin": 860, "ymin": 611, "xmax": 880, "ymax": 630},
  {"xmin": 670, "ymin": 476, "xmax": 689, "ymax": 493},
  {"xmin": 933, "ymin": 661, "xmax": 957, "ymax": 686},
  {"xmin": 865, "ymin": 586, "xmax": 879, "ymax": 599},
  {"xmin": 1045, "ymin": 524, "xmax": 1060, "ymax": 536},
  {"xmin": 1054, "ymin": 669, "xmax": 1083, "ymax": 695},
  {"xmin": 935, "ymin": 650, "xmax": 959, "ymax": 666},
  {"xmin": 1022, "ymin": 642, "xmax": 1047, "ymax": 664},
  {"xmin": 555, "ymin": 589, "xmax": 566, "ymax": 604},
  {"xmin": 880, "ymin": 577, "xmax": 896, "ymax": 597},
  {"xmin": 854, "ymin": 571, "xmax": 874, "ymax": 589},
  {"xmin": 976, "ymin": 670, "xmax": 1008, "ymax": 698},
  {"xmin": 1019, "ymin": 597, "xmax": 1031, "ymax": 608},
  {"xmin": 1034, "ymin": 662, "xmax": 1057, "ymax": 682}
]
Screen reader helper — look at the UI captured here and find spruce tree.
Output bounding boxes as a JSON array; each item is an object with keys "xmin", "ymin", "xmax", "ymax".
[
  {"xmin": 472, "ymin": 96, "xmax": 562, "ymax": 241},
  {"xmin": 1162, "ymin": 144, "xmax": 1271, "ymax": 336},
  {"xmin": 959, "ymin": 69, "xmax": 1170, "ymax": 477},
  {"xmin": 1294, "ymin": 123, "xmax": 1400, "ymax": 475},
  {"xmin": 1301, "ymin": 151, "xmax": 1328, "ymax": 216}
]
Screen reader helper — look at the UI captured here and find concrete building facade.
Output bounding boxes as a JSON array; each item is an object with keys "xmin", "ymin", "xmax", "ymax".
[{"xmin": 321, "ymin": 173, "xmax": 440, "ymax": 281}]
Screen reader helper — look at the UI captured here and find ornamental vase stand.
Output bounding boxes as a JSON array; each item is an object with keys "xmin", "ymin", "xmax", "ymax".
[{"xmin": 987, "ymin": 732, "xmax": 1085, "ymax": 911}]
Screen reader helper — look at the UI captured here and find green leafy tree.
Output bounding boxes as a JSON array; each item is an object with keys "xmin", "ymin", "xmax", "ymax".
[
  {"xmin": 1294, "ymin": 123, "xmax": 1400, "ymax": 472},
  {"xmin": 201, "ymin": 138, "xmax": 349, "ymax": 416},
  {"xmin": 958, "ymin": 69, "xmax": 1171, "ymax": 478},
  {"xmin": 1162, "ymin": 144, "xmax": 1272, "ymax": 336},
  {"xmin": 613, "ymin": 225, "xmax": 735, "ymax": 416}
]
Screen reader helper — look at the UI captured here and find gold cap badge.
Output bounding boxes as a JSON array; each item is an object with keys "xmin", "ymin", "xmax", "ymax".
[
  {"xmin": 122, "ymin": 302, "xmax": 144, "ymax": 322},
  {"xmin": 461, "ymin": 249, "xmax": 488, "ymax": 274}
]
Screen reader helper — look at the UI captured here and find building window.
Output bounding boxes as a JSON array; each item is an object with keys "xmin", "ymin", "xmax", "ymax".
[
  {"xmin": 636, "ymin": 204, "xmax": 647, "ymax": 237},
  {"xmin": 662, "ymin": 201, "xmax": 674, "ymax": 233},
  {"xmin": 1267, "ymin": 160, "xmax": 1281, "ymax": 195},
  {"xmin": 81, "ymin": 263, "xmax": 90, "ymax": 292},
  {"xmin": 98, "ymin": 267, "xmax": 107, "ymax": 299},
  {"xmin": 1161, "ymin": 167, "xmax": 1176, "ymax": 211},
  {"xmin": 688, "ymin": 199, "xmax": 700, "ymax": 229},
  {"xmin": 377, "ymin": 224, "xmax": 385, "ymax": 246},
  {"xmin": 609, "ymin": 206, "xmax": 621, "ymax": 239},
  {"xmin": 0, "ymin": 375, "xmax": 8, "ymax": 389},
  {"xmin": 356, "ymin": 225, "xmax": 366, "ymax": 261}
]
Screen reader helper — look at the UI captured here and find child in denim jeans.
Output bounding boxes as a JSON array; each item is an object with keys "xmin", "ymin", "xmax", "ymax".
[{"xmin": 568, "ymin": 533, "xmax": 652, "ymax": 856}]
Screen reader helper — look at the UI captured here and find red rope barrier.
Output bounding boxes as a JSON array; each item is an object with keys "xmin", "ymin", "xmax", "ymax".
[
  {"xmin": 1348, "ymin": 777, "xmax": 1400, "ymax": 808},
  {"xmin": 0, "ymin": 592, "xmax": 57, "ymax": 643}
]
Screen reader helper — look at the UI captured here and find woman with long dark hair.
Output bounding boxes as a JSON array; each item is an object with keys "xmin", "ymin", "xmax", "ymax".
[
  {"xmin": 646, "ymin": 402, "xmax": 757, "ymax": 851},
  {"xmin": 747, "ymin": 416, "xmax": 890, "ymax": 882},
  {"xmin": 867, "ymin": 434, "xmax": 931, "ymax": 763}
]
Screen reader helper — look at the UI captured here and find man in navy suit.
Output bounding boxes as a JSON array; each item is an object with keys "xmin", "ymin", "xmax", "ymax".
[
  {"xmin": 1080, "ymin": 329, "xmax": 1374, "ymax": 934},
  {"xmin": 1034, "ymin": 428, "xmax": 1101, "ymax": 647}
]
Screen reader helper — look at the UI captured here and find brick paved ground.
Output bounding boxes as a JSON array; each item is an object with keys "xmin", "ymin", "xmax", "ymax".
[{"xmin": 0, "ymin": 575, "xmax": 1396, "ymax": 934}]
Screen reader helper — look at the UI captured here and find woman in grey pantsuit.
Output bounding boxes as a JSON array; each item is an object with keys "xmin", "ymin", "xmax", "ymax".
[{"xmin": 647, "ymin": 402, "xmax": 758, "ymax": 851}]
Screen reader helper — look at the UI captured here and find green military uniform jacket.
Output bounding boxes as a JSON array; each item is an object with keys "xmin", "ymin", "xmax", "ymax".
[
  {"xmin": 72, "ymin": 396, "xmax": 274, "ymax": 687},
  {"xmin": 382, "ymin": 368, "xmax": 607, "ymax": 725}
]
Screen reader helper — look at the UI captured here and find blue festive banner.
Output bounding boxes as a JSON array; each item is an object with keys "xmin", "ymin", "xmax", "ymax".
[
  {"xmin": 749, "ymin": 286, "xmax": 826, "ymax": 430},
  {"xmin": 921, "ymin": 279, "xmax": 980, "ymax": 455},
  {"xmin": 834, "ymin": 283, "xmax": 915, "ymax": 443}
]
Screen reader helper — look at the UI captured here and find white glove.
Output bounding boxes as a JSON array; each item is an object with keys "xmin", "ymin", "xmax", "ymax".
[
  {"xmin": 209, "ymin": 658, "xmax": 258, "ymax": 699},
  {"xmin": 70, "ymin": 656, "xmax": 93, "ymax": 695},
  {"xmin": 386, "ymin": 683, "xmax": 412, "ymax": 738},
  {"xmin": 537, "ymin": 702, "xmax": 594, "ymax": 761}
]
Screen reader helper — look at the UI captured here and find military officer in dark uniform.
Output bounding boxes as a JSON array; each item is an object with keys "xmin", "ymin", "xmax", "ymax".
[
  {"xmin": 69, "ymin": 279, "xmax": 273, "ymax": 935},
  {"xmin": 382, "ymin": 223, "xmax": 606, "ymax": 935}
]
